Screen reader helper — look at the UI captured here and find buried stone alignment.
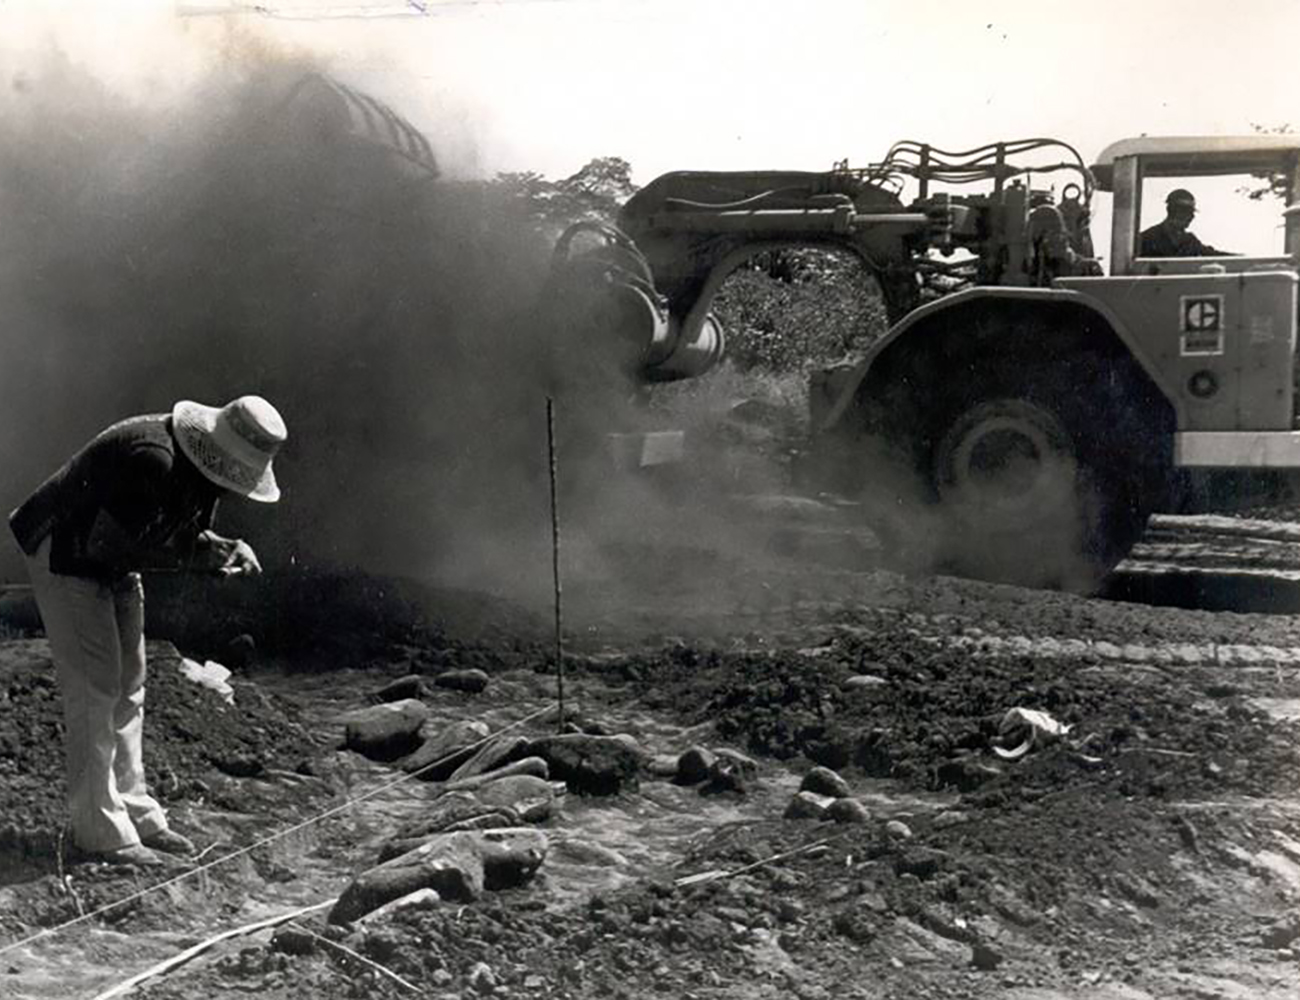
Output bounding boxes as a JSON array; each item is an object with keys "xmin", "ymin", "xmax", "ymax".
[
  {"xmin": 330, "ymin": 827, "xmax": 550, "ymax": 924},
  {"xmin": 3, "ymin": 569, "xmax": 1300, "ymax": 999},
  {"xmin": 290, "ymin": 615, "xmax": 1299, "ymax": 994}
]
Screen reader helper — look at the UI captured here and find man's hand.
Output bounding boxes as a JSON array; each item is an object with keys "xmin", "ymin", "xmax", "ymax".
[
  {"xmin": 218, "ymin": 539, "xmax": 263, "ymax": 577},
  {"xmin": 194, "ymin": 532, "xmax": 262, "ymax": 577}
]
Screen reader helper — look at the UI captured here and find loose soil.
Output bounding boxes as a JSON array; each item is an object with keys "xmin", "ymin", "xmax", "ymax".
[{"xmin": 1, "ymin": 501, "xmax": 1299, "ymax": 1000}]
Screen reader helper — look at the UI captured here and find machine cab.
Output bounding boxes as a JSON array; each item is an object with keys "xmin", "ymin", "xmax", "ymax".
[
  {"xmin": 1092, "ymin": 135, "xmax": 1300, "ymax": 278},
  {"xmin": 1055, "ymin": 137, "xmax": 1300, "ymax": 434}
]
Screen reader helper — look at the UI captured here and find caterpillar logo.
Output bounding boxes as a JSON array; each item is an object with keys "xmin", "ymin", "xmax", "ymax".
[{"xmin": 1179, "ymin": 294, "xmax": 1225, "ymax": 356}]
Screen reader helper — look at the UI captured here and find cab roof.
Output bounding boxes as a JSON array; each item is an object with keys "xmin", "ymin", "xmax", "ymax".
[{"xmin": 1091, "ymin": 135, "xmax": 1300, "ymax": 190}]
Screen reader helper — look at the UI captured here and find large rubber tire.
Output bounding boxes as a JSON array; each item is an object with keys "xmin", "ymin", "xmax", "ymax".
[
  {"xmin": 850, "ymin": 314, "xmax": 1174, "ymax": 593},
  {"xmin": 927, "ymin": 392, "xmax": 1150, "ymax": 592}
]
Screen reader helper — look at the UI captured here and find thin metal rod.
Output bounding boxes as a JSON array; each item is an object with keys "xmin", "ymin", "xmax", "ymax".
[{"xmin": 546, "ymin": 397, "xmax": 565, "ymax": 731}]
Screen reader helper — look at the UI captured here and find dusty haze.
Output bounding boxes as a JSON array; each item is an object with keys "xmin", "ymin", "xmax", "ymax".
[{"xmin": 0, "ymin": 28, "xmax": 652, "ymax": 604}]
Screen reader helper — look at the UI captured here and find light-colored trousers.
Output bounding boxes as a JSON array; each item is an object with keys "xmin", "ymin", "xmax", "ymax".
[{"xmin": 24, "ymin": 537, "xmax": 168, "ymax": 852}]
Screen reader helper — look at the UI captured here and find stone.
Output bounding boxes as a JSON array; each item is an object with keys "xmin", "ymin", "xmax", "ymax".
[
  {"xmin": 784, "ymin": 791, "xmax": 835, "ymax": 820},
  {"xmin": 440, "ymin": 814, "xmax": 518, "ymax": 834},
  {"xmin": 934, "ymin": 758, "xmax": 1001, "ymax": 793},
  {"xmin": 225, "ymin": 633, "xmax": 257, "ymax": 670},
  {"xmin": 400, "ymin": 720, "xmax": 491, "ymax": 780},
  {"xmin": 380, "ymin": 791, "xmax": 513, "ymax": 861},
  {"xmin": 800, "ymin": 766, "xmax": 850, "ymax": 798},
  {"xmin": 676, "ymin": 746, "xmax": 717, "ymax": 784},
  {"xmin": 209, "ymin": 752, "xmax": 266, "ymax": 778},
  {"xmin": 433, "ymin": 669, "xmax": 490, "ymax": 694},
  {"xmin": 551, "ymin": 838, "xmax": 629, "ymax": 867},
  {"xmin": 1172, "ymin": 815, "xmax": 1200, "ymax": 853},
  {"xmin": 971, "ymin": 942, "xmax": 1003, "ymax": 971},
  {"xmin": 474, "ymin": 775, "xmax": 557, "ymax": 823},
  {"xmin": 831, "ymin": 908, "xmax": 877, "ymax": 943},
  {"xmin": 776, "ymin": 898, "xmax": 804, "ymax": 923},
  {"xmin": 447, "ymin": 735, "xmax": 532, "ymax": 782},
  {"xmin": 340, "ymin": 699, "xmax": 430, "ymax": 762},
  {"xmin": 703, "ymin": 756, "xmax": 751, "ymax": 795},
  {"xmin": 380, "ymin": 813, "xmax": 519, "ymax": 862},
  {"xmin": 1114, "ymin": 873, "xmax": 1160, "ymax": 909},
  {"xmin": 1261, "ymin": 915, "xmax": 1300, "ymax": 950},
  {"xmin": 890, "ymin": 917, "xmax": 968, "ymax": 964},
  {"xmin": 526, "ymin": 734, "xmax": 644, "ymax": 795},
  {"xmin": 378, "ymin": 837, "xmax": 439, "ymax": 865},
  {"xmin": 331, "ymin": 828, "xmax": 547, "ymax": 924},
  {"xmin": 478, "ymin": 831, "xmax": 548, "ymax": 892},
  {"xmin": 827, "ymin": 798, "xmax": 871, "ymax": 824},
  {"xmin": 842, "ymin": 674, "xmax": 888, "ymax": 690},
  {"xmin": 270, "ymin": 927, "xmax": 316, "ymax": 956},
  {"xmin": 445, "ymin": 757, "xmax": 550, "ymax": 791},
  {"xmin": 713, "ymin": 748, "xmax": 759, "ymax": 777},
  {"xmin": 884, "ymin": 820, "xmax": 914, "ymax": 840},
  {"xmin": 357, "ymin": 888, "xmax": 442, "ymax": 925},
  {"xmin": 1206, "ymin": 681, "xmax": 1241, "ymax": 698},
  {"xmin": 373, "ymin": 674, "xmax": 426, "ymax": 704},
  {"xmin": 537, "ymin": 702, "xmax": 585, "ymax": 727},
  {"xmin": 893, "ymin": 848, "xmax": 945, "ymax": 880},
  {"xmin": 468, "ymin": 961, "xmax": 497, "ymax": 994},
  {"xmin": 648, "ymin": 754, "xmax": 680, "ymax": 779}
]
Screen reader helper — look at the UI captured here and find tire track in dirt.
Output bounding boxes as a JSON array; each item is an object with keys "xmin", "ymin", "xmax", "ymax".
[
  {"xmin": 854, "ymin": 609, "xmax": 1300, "ymax": 667},
  {"xmin": 904, "ymin": 630, "xmax": 1300, "ymax": 668}
]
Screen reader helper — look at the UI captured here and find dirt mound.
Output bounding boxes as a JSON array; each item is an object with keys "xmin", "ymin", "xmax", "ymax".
[
  {"xmin": 610, "ymin": 620, "xmax": 1295, "ymax": 806},
  {"xmin": 0, "ymin": 639, "xmax": 318, "ymax": 870}
]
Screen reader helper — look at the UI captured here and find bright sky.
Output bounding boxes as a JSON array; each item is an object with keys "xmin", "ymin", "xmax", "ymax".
[{"xmin": 2, "ymin": 0, "xmax": 1298, "ymax": 258}]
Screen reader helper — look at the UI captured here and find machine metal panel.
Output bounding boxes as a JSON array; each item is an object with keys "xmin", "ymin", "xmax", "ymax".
[
  {"xmin": 1176, "ymin": 431, "xmax": 1300, "ymax": 468},
  {"xmin": 1091, "ymin": 135, "xmax": 1300, "ymax": 189},
  {"xmin": 1055, "ymin": 271, "xmax": 1298, "ymax": 432}
]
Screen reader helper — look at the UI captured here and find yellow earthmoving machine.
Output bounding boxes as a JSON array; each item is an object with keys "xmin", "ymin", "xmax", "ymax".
[{"xmin": 547, "ymin": 136, "xmax": 1300, "ymax": 592}]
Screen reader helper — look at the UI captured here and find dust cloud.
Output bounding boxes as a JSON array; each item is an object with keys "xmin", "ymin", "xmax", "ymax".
[
  {"xmin": 0, "ymin": 21, "xmax": 890, "ymax": 638},
  {"xmin": 0, "ymin": 29, "xmax": 651, "ymax": 605}
]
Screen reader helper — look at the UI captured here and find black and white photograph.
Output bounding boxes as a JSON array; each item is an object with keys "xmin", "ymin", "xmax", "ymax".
[{"xmin": 0, "ymin": 1, "xmax": 1297, "ymax": 997}]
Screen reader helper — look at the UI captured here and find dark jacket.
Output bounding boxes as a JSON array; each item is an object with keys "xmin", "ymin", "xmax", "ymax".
[
  {"xmin": 1139, "ymin": 221, "xmax": 1231, "ymax": 258},
  {"xmin": 9, "ymin": 414, "xmax": 221, "ymax": 580}
]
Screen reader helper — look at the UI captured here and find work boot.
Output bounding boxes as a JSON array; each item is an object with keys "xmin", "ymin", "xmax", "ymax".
[
  {"xmin": 141, "ymin": 829, "xmax": 196, "ymax": 857},
  {"xmin": 91, "ymin": 843, "xmax": 165, "ymax": 867}
]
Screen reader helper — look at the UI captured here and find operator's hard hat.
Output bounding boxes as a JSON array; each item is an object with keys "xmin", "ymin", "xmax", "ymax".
[{"xmin": 1166, "ymin": 189, "xmax": 1197, "ymax": 212}]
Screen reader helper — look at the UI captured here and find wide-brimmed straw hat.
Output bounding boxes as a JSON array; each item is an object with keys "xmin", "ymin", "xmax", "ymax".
[{"xmin": 172, "ymin": 396, "xmax": 287, "ymax": 503}]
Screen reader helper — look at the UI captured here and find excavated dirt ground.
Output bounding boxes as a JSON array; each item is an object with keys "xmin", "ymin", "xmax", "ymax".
[{"xmin": 1, "ymin": 474, "xmax": 1299, "ymax": 1000}]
